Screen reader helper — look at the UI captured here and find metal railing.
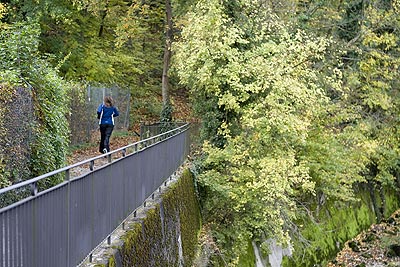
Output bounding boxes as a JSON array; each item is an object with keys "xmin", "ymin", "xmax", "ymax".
[
  {"xmin": 139, "ymin": 121, "xmax": 187, "ymax": 140},
  {"xmin": 0, "ymin": 123, "xmax": 190, "ymax": 267}
]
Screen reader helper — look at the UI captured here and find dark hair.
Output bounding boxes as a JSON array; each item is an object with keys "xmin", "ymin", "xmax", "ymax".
[{"xmin": 104, "ymin": 96, "xmax": 114, "ymax": 107}]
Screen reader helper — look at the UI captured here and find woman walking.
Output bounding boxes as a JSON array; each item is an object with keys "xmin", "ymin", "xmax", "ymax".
[{"xmin": 97, "ymin": 95, "xmax": 119, "ymax": 153}]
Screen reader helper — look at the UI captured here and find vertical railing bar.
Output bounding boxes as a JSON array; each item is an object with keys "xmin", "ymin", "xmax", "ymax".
[
  {"xmin": 66, "ymin": 166, "xmax": 72, "ymax": 266},
  {"xmin": 30, "ymin": 182, "xmax": 37, "ymax": 196},
  {"xmin": 65, "ymin": 169, "xmax": 70, "ymax": 181},
  {"xmin": 90, "ymin": 160, "xmax": 94, "ymax": 171},
  {"xmin": 66, "ymin": 169, "xmax": 71, "ymax": 267}
]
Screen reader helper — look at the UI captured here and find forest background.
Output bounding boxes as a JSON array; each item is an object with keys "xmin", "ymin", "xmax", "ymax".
[{"xmin": 0, "ymin": 0, "xmax": 399, "ymax": 266}]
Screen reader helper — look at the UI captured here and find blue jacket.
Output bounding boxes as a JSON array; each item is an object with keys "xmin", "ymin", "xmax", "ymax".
[{"xmin": 97, "ymin": 104, "xmax": 119, "ymax": 125}]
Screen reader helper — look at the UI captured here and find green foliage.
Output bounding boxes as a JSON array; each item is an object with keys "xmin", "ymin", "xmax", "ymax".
[
  {"xmin": 131, "ymin": 89, "xmax": 163, "ymax": 123},
  {"xmin": 29, "ymin": 59, "xmax": 70, "ymax": 180},
  {"xmin": 0, "ymin": 21, "xmax": 70, "ymax": 187},
  {"xmin": 160, "ymin": 102, "xmax": 173, "ymax": 124},
  {"xmin": 0, "ymin": 85, "xmax": 33, "ymax": 189},
  {"xmin": 0, "ymin": 1, "xmax": 399, "ymax": 265},
  {"xmin": 0, "ymin": 20, "xmax": 40, "ymax": 77},
  {"xmin": 3, "ymin": 0, "xmax": 176, "ymax": 130},
  {"xmin": 0, "ymin": 85, "xmax": 14, "ymax": 187},
  {"xmin": 299, "ymin": 117, "xmax": 368, "ymax": 202},
  {"xmin": 175, "ymin": 0, "xmax": 400, "ymax": 265},
  {"xmin": 175, "ymin": 0, "xmax": 348, "ymax": 264},
  {"xmin": 338, "ymin": 0, "xmax": 364, "ymax": 41},
  {"xmin": 160, "ymin": 101, "xmax": 175, "ymax": 132}
]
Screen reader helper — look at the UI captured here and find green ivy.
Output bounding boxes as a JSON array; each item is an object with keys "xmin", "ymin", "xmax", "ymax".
[{"xmin": 0, "ymin": 21, "xmax": 70, "ymax": 188}]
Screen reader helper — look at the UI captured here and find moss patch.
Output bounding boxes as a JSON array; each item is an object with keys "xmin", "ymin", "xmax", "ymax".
[
  {"xmin": 118, "ymin": 169, "xmax": 201, "ymax": 266},
  {"xmin": 238, "ymin": 240, "xmax": 256, "ymax": 267},
  {"xmin": 108, "ymin": 255, "xmax": 116, "ymax": 267},
  {"xmin": 283, "ymin": 189, "xmax": 400, "ymax": 267}
]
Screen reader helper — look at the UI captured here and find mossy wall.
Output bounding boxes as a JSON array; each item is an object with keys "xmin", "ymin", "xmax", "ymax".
[
  {"xmin": 108, "ymin": 169, "xmax": 201, "ymax": 267},
  {"xmin": 237, "ymin": 241, "xmax": 257, "ymax": 267},
  {"xmin": 282, "ymin": 188, "xmax": 400, "ymax": 267}
]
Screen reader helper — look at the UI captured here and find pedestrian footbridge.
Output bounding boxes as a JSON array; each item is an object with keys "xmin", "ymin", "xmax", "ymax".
[{"xmin": 0, "ymin": 123, "xmax": 190, "ymax": 267}]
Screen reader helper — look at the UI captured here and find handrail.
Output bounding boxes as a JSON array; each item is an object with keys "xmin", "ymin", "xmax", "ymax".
[
  {"xmin": 0, "ymin": 123, "xmax": 190, "ymax": 197},
  {"xmin": 0, "ymin": 122, "xmax": 191, "ymax": 267}
]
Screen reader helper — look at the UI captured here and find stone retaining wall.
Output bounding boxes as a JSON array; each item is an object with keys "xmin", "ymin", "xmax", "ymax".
[{"xmin": 81, "ymin": 168, "xmax": 201, "ymax": 267}]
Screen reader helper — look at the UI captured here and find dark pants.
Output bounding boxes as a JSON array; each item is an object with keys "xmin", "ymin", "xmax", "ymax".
[{"xmin": 99, "ymin": 124, "xmax": 114, "ymax": 153}]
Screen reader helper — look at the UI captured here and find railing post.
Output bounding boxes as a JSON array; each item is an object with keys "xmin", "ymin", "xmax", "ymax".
[
  {"xmin": 30, "ymin": 182, "xmax": 37, "ymax": 196},
  {"xmin": 140, "ymin": 122, "xmax": 144, "ymax": 140},
  {"xmin": 65, "ymin": 169, "xmax": 71, "ymax": 267},
  {"xmin": 65, "ymin": 169, "xmax": 70, "ymax": 181}
]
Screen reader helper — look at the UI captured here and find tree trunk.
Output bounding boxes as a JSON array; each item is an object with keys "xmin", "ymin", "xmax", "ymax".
[
  {"xmin": 379, "ymin": 184, "xmax": 386, "ymax": 218},
  {"xmin": 98, "ymin": 1, "xmax": 109, "ymax": 37},
  {"xmin": 368, "ymin": 180, "xmax": 382, "ymax": 222},
  {"xmin": 162, "ymin": 0, "xmax": 173, "ymax": 105}
]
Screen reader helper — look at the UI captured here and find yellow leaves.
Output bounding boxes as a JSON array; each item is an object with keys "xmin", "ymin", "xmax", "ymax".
[
  {"xmin": 0, "ymin": 3, "xmax": 6, "ymax": 20},
  {"xmin": 395, "ymin": 0, "xmax": 400, "ymax": 13},
  {"xmin": 363, "ymin": 31, "xmax": 397, "ymax": 51},
  {"xmin": 360, "ymin": 139, "xmax": 379, "ymax": 157},
  {"xmin": 218, "ymin": 92, "xmax": 240, "ymax": 112},
  {"xmin": 217, "ymin": 121, "xmax": 231, "ymax": 138},
  {"xmin": 363, "ymin": 89, "xmax": 392, "ymax": 110}
]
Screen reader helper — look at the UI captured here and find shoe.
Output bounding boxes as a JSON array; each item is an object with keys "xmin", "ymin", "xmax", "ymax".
[{"xmin": 103, "ymin": 148, "xmax": 108, "ymax": 154}]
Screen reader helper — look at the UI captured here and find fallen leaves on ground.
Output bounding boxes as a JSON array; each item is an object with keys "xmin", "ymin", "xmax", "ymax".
[{"xmin": 67, "ymin": 129, "xmax": 140, "ymax": 178}]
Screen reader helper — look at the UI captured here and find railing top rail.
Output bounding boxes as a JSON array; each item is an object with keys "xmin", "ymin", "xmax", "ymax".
[{"xmin": 0, "ymin": 123, "xmax": 190, "ymax": 196}]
